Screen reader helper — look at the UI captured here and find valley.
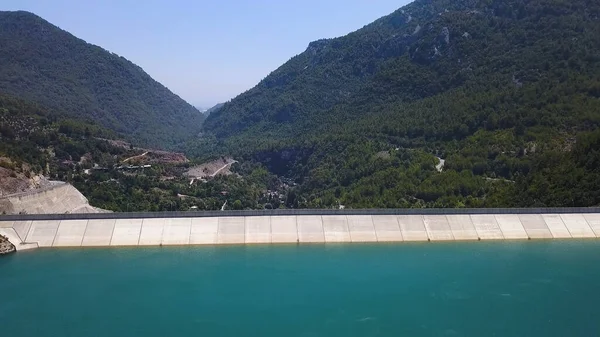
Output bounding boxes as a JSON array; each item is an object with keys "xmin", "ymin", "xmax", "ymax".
[{"xmin": 1, "ymin": 0, "xmax": 600, "ymax": 213}]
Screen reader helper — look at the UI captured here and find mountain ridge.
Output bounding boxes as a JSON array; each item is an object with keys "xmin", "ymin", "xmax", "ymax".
[
  {"xmin": 0, "ymin": 10, "xmax": 203, "ymax": 149},
  {"xmin": 194, "ymin": 0, "xmax": 600, "ymax": 208},
  {"xmin": 204, "ymin": 0, "xmax": 599, "ymax": 142}
]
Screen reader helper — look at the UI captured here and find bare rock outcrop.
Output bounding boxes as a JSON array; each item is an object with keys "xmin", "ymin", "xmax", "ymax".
[{"xmin": 0, "ymin": 234, "xmax": 16, "ymax": 255}]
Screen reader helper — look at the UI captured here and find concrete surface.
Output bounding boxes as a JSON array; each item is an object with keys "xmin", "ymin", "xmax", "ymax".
[
  {"xmin": 163, "ymin": 218, "xmax": 191, "ymax": 245},
  {"xmin": 0, "ymin": 183, "xmax": 106, "ymax": 215},
  {"xmin": 372, "ymin": 215, "xmax": 403, "ymax": 242},
  {"xmin": 560, "ymin": 214, "xmax": 595, "ymax": 238},
  {"xmin": 582, "ymin": 214, "xmax": 600, "ymax": 237},
  {"xmin": 81, "ymin": 219, "xmax": 115, "ymax": 246},
  {"xmin": 518, "ymin": 214, "xmax": 553, "ymax": 239},
  {"xmin": 446, "ymin": 215, "xmax": 479, "ymax": 240},
  {"xmin": 217, "ymin": 217, "xmax": 245, "ymax": 244},
  {"xmin": 110, "ymin": 219, "xmax": 142, "ymax": 246},
  {"xmin": 397, "ymin": 215, "xmax": 428, "ymax": 241},
  {"xmin": 138, "ymin": 218, "xmax": 165, "ymax": 246},
  {"xmin": 2, "ymin": 213, "xmax": 598, "ymax": 250},
  {"xmin": 541, "ymin": 214, "xmax": 571, "ymax": 238},
  {"xmin": 245, "ymin": 216, "xmax": 271, "ymax": 244},
  {"xmin": 26, "ymin": 220, "xmax": 60, "ymax": 247},
  {"xmin": 53, "ymin": 220, "xmax": 88, "ymax": 247},
  {"xmin": 322, "ymin": 216, "xmax": 351, "ymax": 243},
  {"xmin": 347, "ymin": 215, "xmax": 377, "ymax": 242},
  {"xmin": 270, "ymin": 216, "xmax": 298, "ymax": 243},
  {"xmin": 0, "ymin": 228, "xmax": 38, "ymax": 250},
  {"xmin": 494, "ymin": 215, "xmax": 528, "ymax": 239},
  {"xmin": 12, "ymin": 221, "xmax": 33, "ymax": 242},
  {"xmin": 471, "ymin": 215, "xmax": 504, "ymax": 240},
  {"xmin": 190, "ymin": 217, "xmax": 218, "ymax": 244},
  {"xmin": 423, "ymin": 215, "xmax": 454, "ymax": 241},
  {"xmin": 297, "ymin": 216, "xmax": 324, "ymax": 243}
]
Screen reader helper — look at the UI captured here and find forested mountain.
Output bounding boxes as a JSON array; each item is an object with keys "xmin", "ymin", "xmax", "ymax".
[
  {"xmin": 197, "ymin": 0, "xmax": 600, "ymax": 208},
  {"xmin": 0, "ymin": 11, "xmax": 203, "ymax": 149}
]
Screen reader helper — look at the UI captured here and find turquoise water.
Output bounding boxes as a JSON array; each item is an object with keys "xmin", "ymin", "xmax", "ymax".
[{"xmin": 1, "ymin": 242, "xmax": 599, "ymax": 337}]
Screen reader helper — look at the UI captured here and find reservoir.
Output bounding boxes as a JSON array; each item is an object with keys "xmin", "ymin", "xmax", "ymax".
[{"xmin": 1, "ymin": 242, "xmax": 599, "ymax": 337}]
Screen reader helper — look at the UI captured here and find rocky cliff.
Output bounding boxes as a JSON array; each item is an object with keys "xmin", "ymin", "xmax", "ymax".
[{"xmin": 0, "ymin": 234, "xmax": 16, "ymax": 255}]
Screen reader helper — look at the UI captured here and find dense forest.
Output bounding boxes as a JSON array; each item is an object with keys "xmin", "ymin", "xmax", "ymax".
[
  {"xmin": 0, "ymin": 11, "xmax": 204, "ymax": 149},
  {"xmin": 193, "ymin": 0, "xmax": 600, "ymax": 209}
]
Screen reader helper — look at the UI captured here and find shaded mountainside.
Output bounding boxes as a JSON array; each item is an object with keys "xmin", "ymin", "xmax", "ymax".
[
  {"xmin": 0, "ymin": 11, "xmax": 203, "ymax": 149},
  {"xmin": 196, "ymin": 0, "xmax": 600, "ymax": 208}
]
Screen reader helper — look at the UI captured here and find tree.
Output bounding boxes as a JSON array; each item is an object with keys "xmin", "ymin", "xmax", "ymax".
[{"xmin": 233, "ymin": 200, "xmax": 243, "ymax": 210}]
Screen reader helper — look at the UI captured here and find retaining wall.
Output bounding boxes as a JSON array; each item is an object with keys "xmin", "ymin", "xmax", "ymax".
[{"xmin": 0, "ymin": 182, "xmax": 105, "ymax": 215}]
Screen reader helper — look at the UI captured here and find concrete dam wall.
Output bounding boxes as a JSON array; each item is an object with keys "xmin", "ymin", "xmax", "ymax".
[{"xmin": 1, "ymin": 212, "xmax": 598, "ymax": 250}]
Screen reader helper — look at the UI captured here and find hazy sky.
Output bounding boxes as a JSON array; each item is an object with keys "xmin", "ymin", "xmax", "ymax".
[{"xmin": 2, "ymin": 0, "xmax": 411, "ymax": 107}]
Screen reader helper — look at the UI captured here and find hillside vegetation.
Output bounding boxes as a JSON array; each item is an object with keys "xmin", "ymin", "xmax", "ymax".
[
  {"xmin": 0, "ymin": 11, "xmax": 203, "ymax": 149},
  {"xmin": 196, "ymin": 0, "xmax": 600, "ymax": 208},
  {"xmin": 0, "ymin": 94, "xmax": 280, "ymax": 212}
]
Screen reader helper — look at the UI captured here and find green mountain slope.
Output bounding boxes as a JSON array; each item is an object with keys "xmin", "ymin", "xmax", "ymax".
[
  {"xmin": 198, "ymin": 0, "xmax": 600, "ymax": 208},
  {"xmin": 0, "ymin": 11, "xmax": 203, "ymax": 149}
]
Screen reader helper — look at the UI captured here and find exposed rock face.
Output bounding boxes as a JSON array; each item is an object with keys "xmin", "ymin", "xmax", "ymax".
[{"xmin": 0, "ymin": 234, "xmax": 16, "ymax": 255}]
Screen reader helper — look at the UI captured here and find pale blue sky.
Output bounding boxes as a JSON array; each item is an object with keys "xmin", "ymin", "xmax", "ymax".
[{"xmin": 2, "ymin": 0, "xmax": 411, "ymax": 107}]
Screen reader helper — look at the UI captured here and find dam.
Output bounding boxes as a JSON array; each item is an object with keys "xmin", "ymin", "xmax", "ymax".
[{"xmin": 1, "ymin": 209, "xmax": 599, "ymax": 250}]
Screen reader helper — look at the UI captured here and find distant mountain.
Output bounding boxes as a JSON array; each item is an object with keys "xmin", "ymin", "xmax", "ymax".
[
  {"xmin": 205, "ymin": 103, "xmax": 225, "ymax": 116},
  {"xmin": 196, "ymin": 0, "xmax": 600, "ymax": 208},
  {"xmin": 0, "ymin": 11, "xmax": 204, "ymax": 149}
]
